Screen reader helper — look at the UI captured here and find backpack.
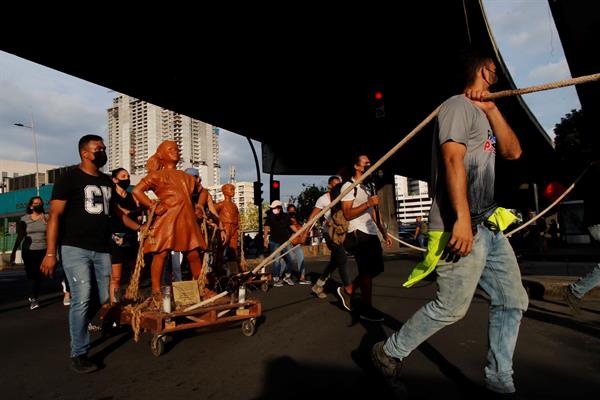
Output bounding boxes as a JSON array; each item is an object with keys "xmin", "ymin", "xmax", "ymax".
[{"xmin": 328, "ymin": 182, "xmax": 357, "ymax": 245}]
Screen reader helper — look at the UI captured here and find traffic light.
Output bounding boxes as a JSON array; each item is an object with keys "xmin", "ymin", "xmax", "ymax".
[
  {"xmin": 253, "ymin": 181, "xmax": 263, "ymax": 205},
  {"xmin": 270, "ymin": 180, "xmax": 280, "ymax": 201},
  {"xmin": 374, "ymin": 90, "xmax": 385, "ymax": 118}
]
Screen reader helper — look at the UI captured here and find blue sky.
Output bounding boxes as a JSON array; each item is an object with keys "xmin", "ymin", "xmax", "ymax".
[{"xmin": 0, "ymin": 1, "xmax": 581, "ymax": 202}]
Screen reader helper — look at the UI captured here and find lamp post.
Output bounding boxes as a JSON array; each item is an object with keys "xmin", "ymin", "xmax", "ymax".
[{"xmin": 14, "ymin": 112, "xmax": 40, "ymax": 196}]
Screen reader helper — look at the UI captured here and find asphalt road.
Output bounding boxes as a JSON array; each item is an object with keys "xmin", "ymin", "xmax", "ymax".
[{"xmin": 1, "ymin": 255, "xmax": 599, "ymax": 399}]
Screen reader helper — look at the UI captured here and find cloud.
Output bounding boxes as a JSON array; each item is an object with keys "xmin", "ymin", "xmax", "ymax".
[
  {"xmin": 527, "ymin": 59, "xmax": 571, "ymax": 83},
  {"xmin": 0, "ymin": 51, "xmax": 114, "ymax": 165}
]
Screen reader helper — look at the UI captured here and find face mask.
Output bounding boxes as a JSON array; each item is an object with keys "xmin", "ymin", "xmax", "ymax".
[
  {"xmin": 32, "ymin": 205, "xmax": 44, "ymax": 214},
  {"xmin": 272, "ymin": 209, "xmax": 281, "ymax": 215},
  {"xmin": 288, "ymin": 212, "xmax": 296, "ymax": 217},
  {"xmin": 118, "ymin": 179, "xmax": 130, "ymax": 189},
  {"xmin": 92, "ymin": 150, "xmax": 107, "ymax": 168}
]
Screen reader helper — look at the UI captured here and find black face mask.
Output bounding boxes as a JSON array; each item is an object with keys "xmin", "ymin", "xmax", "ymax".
[
  {"xmin": 92, "ymin": 150, "xmax": 107, "ymax": 168},
  {"xmin": 32, "ymin": 205, "xmax": 44, "ymax": 214},
  {"xmin": 117, "ymin": 179, "xmax": 130, "ymax": 190}
]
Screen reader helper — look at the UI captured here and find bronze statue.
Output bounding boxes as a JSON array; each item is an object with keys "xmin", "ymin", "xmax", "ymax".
[
  {"xmin": 215, "ymin": 183, "xmax": 244, "ymax": 273},
  {"xmin": 132, "ymin": 140, "xmax": 207, "ymax": 295}
]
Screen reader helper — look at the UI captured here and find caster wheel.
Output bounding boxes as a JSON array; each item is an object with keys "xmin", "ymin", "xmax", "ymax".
[
  {"xmin": 150, "ymin": 335, "xmax": 166, "ymax": 357},
  {"xmin": 261, "ymin": 281, "xmax": 269, "ymax": 292},
  {"xmin": 241, "ymin": 319, "xmax": 256, "ymax": 337}
]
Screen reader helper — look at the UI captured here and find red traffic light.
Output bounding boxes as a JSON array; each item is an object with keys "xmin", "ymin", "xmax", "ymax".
[
  {"xmin": 374, "ymin": 91, "xmax": 383, "ymax": 100},
  {"xmin": 272, "ymin": 181, "xmax": 280, "ymax": 189}
]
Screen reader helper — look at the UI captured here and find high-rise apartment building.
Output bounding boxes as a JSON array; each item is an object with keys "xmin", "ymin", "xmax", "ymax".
[
  {"xmin": 107, "ymin": 95, "xmax": 220, "ymax": 186},
  {"xmin": 394, "ymin": 175, "xmax": 432, "ymax": 224},
  {"xmin": 207, "ymin": 181, "xmax": 255, "ymax": 212}
]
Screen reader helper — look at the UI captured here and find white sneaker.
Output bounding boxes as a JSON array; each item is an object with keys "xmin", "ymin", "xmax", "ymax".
[
  {"xmin": 272, "ymin": 278, "xmax": 284, "ymax": 287},
  {"xmin": 283, "ymin": 276, "xmax": 295, "ymax": 286},
  {"xmin": 28, "ymin": 297, "xmax": 39, "ymax": 310}
]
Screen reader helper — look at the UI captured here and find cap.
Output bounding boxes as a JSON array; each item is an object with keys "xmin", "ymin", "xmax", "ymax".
[
  {"xmin": 269, "ymin": 200, "xmax": 283, "ymax": 208},
  {"xmin": 184, "ymin": 167, "xmax": 199, "ymax": 177}
]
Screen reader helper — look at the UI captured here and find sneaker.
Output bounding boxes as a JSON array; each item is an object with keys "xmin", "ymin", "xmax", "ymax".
[
  {"xmin": 88, "ymin": 323, "xmax": 102, "ymax": 332},
  {"xmin": 562, "ymin": 285, "xmax": 581, "ymax": 315},
  {"xmin": 272, "ymin": 278, "xmax": 284, "ymax": 288},
  {"xmin": 359, "ymin": 307, "xmax": 385, "ymax": 322},
  {"xmin": 70, "ymin": 355, "xmax": 98, "ymax": 374},
  {"xmin": 28, "ymin": 298, "xmax": 39, "ymax": 310},
  {"xmin": 63, "ymin": 295, "xmax": 71, "ymax": 306},
  {"xmin": 336, "ymin": 287, "xmax": 353, "ymax": 311},
  {"xmin": 312, "ymin": 284, "xmax": 327, "ymax": 299},
  {"xmin": 371, "ymin": 341, "xmax": 402, "ymax": 378},
  {"xmin": 283, "ymin": 276, "xmax": 295, "ymax": 286},
  {"xmin": 298, "ymin": 279, "xmax": 312, "ymax": 285}
]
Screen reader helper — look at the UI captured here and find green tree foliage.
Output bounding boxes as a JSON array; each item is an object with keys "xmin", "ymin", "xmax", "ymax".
[
  {"xmin": 239, "ymin": 203, "xmax": 268, "ymax": 232},
  {"xmin": 289, "ymin": 183, "xmax": 326, "ymax": 223},
  {"xmin": 553, "ymin": 109, "xmax": 590, "ymax": 182}
]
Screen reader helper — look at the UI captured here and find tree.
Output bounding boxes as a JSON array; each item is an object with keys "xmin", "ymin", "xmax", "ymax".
[
  {"xmin": 289, "ymin": 183, "xmax": 326, "ymax": 223},
  {"xmin": 553, "ymin": 109, "xmax": 591, "ymax": 182},
  {"xmin": 239, "ymin": 202, "xmax": 268, "ymax": 232}
]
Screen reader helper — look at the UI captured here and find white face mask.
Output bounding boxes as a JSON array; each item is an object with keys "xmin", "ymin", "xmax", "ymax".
[{"xmin": 272, "ymin": 208, "xmax": 281, "ymax": 215}]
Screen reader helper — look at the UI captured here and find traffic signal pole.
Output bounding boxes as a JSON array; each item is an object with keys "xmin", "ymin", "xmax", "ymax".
[{"xmin": 246, "ymin": 137, "xmax": 263, "ymax": 238}]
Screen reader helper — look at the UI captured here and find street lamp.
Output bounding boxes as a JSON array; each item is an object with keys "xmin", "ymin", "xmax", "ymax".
[{"xmin": 14, "ymin": 113, "xmax": 40, "ymax": 196}]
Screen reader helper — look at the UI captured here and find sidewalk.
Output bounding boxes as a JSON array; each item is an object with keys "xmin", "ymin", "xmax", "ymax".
[{"xmin": 518, "ymin": 244, "xmax": 600, "ymax": 301}]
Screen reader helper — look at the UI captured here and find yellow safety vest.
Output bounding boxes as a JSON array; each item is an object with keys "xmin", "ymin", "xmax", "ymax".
[{"xmin": 403, "ymin": 207, "xmax": 517, "ymax": 288}]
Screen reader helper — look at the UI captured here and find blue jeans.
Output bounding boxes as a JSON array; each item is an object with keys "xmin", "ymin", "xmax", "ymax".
[
  {"xmin": 269, "ymin": 240, "xmax": 295, "ymax": 278},
  {"xmin": 570, "ymin": 224, "xmax": 600, "ymax": 298},
  {"xmin": 291, "ymin": 244, "xmax": 306, "ymax": 277},
  {"xmin": 61, "ymin": 245, "xmax": 111, "ymax": 357},
  {"xmin": 383, "ymin": 225, "xmax": 529, "ymax": 393}
]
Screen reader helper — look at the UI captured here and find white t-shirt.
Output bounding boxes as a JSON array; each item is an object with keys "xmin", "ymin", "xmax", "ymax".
[
  {"xmin": 341, "ymin": 181, "xmax": 378, "ymax": 235},
  {"xmin": 314, "ymin": 192, "xmax": 332, "ymax": 221},
  {"xmin": 314, "ymin": 192, "xmax": 332, "ymax": 235}
]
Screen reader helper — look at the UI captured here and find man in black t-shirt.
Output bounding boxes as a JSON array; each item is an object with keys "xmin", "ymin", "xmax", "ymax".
[
  {"xmin": 41, "ymin": 135, "xmax": 140, "ymax": 374},
  {"xmin": 263, "ymin": 200, "xmax": 298, "ymax": 286}
]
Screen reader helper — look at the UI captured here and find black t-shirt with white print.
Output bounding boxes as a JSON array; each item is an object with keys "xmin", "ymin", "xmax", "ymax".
[{"xmin": 51, "ymin": 168, "xmax": 116, "ymax": 253}]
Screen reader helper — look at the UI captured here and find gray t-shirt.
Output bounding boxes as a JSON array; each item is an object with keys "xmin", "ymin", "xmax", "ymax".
[
  {"xmin": 19, "ymin": 214, "xmax": 48, "ymax": 251},
  {"xmin": 428, "ymin": 95, "xmax": 497, "ymax": 231}
]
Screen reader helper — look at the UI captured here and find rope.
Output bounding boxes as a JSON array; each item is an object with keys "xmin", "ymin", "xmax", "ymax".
[
  {"xmin": 125, "ymin": 202, "xmax": 158, "ymax": 301},
  {"xmin": 505, "ymin": 161, "xmax": 598, "ymax": 238},
  {"xmin": 484, "ymin": 73, "xmax": 600, "ymax": 101},
  {"xmin": 388, "ymin": 233, "xmax": 427, "ymax": 252},
  {"xmin": 124, "ymin": 297, "xmax": 152, "ymax": 342},
  {"xmin": 247, "ymin": 72, "xmax": 600, "ymax": 273}
]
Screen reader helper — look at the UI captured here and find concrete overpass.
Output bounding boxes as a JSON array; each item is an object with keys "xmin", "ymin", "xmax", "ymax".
[{"xmin": 4, "ymin": 0, "xmax": 596, "ymax": 223}]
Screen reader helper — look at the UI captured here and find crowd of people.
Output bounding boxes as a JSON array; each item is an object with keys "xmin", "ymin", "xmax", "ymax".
[{"xmin": 7, "ymin": 49, "xmax": 598, "ymax": 399}]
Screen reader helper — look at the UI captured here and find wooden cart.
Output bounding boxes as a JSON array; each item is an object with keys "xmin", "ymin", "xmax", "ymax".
[{"xmin": 99, "ymin": 295, "xmax": 262, "ymax": 356}]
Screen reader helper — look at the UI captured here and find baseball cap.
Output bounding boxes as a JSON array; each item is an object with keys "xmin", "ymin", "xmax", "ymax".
[
  {"xmin": 269, "ymin": 200, "xmax": 283, "ymax": 208},
  {"xmin": 184, "ymin": 167, "xmax": 199, "ymax": 177}
]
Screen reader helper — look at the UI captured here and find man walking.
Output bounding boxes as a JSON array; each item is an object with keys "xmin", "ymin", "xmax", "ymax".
[
  {"xmin": 371, "ymin": 51, "xmax": 529, "ymax": 397},
  {"xmin": 41, "ymin": 135, "xmax": 140, "ymax": 374}
]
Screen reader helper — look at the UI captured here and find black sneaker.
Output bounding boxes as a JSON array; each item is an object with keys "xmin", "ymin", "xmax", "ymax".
[
  {"xmin": 562, "ymin": 286, "xmax": 581, "ymax": 315},
  {"xmin": 371, "ymin": 341, "xmax": 402, "ymax": 378},
  {"xmin": 336, "ymin": 287, "xmax": 353, "ymax": 311},
  {"xmin": 359, "ymin": 307, "xmax": 384, "ymax": 322},
  {"xmin": 70, "ymin": 355, "xmax": 98, "ymax": 374}
]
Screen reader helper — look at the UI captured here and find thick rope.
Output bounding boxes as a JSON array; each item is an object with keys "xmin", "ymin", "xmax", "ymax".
[
  {"xmin": 248, "ymin": 72, "xmax": 600, "ymax": 274},
  {"xmin": 125, "ymin": 202, "xmax": 158, "ymax": 301},
  {"xmin": 505, "ymin": 161, "xmax": 598, "ymax": 238}
]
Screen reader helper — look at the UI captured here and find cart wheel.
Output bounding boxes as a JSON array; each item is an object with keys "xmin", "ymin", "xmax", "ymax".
[
  {"xmin": 150, "ymin": 335, "xmax": 166, "ymax": 357},
  {"xmin": 260, "ymin": 281, "xmax": 269, "ymax": 292},
  {"xmin": 241, "ymin": 319, "xmax": 256, "ymax": 337}
]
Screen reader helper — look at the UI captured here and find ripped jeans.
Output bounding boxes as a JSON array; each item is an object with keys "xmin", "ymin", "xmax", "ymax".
[{"xmin": 61, "ymin": 245, "xmax": 111, "ymax": 357}]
